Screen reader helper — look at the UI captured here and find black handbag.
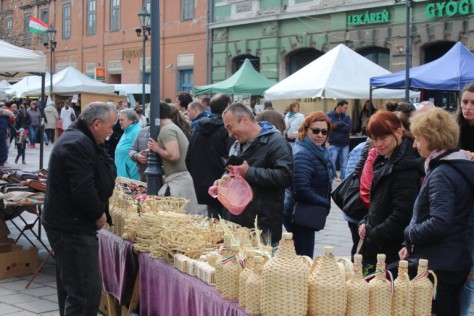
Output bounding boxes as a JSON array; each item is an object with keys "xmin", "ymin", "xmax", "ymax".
[
  {"xmin": 331, "ymin": 173, "xmax": 367, "ymax": 220},
  {"xmin": 292, "ymin": 202, "xmax": 329, "ymax": 231}
]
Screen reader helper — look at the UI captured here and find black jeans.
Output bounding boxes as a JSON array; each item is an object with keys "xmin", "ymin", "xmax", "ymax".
[
  {"xmin": 431, "ymin": 269, "xmax": 470, "ymax": 316},
  {"xmin": 45, "ymin": 128, "xmax": 55, "ymax": 143},
  {"xmin": 347, "ymin": 221, "xmax": 360, "ymax": 261},
  {"xmin": 45, "ymin": 228, "xmax": 101, "ymax": 316}
]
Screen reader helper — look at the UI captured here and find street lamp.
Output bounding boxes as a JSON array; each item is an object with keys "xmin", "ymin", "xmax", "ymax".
[
  {"xmin": 41, "ymin": 25, "xmax": 57, "ymax": 170},
  {"xmin": 141, "ymin": 4, "xmax": 162, "ymax": 195},
  {"xmin": 137, "ymin": 7, "xmax": 151, "ymax": 110},
  {"xmin": 43, "ymin": 25, "xmax": 57, "ymax": 94},
  {"xmin": 395, "ymin": 0, "xmax": 412, "ymax": 102}
]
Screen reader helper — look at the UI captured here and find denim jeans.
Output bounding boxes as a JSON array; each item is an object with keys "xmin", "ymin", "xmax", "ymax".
[
  {"xmin": 328, "ymin": 145, "xmax": 349, "ymax": 180},
  {"xmin": 45, "ymin": 228, "xmax": 101, "ymax": 316},
  {"xmin": 28, "ymin": 125, "xmax": 39, "ymax": 144},
  {"xmin": 460, "ymin": 210, "xmax": 474, "ymax": 316}
]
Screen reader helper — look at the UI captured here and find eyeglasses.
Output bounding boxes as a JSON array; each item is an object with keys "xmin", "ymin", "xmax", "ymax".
[{"xmin": 310, "ymin": 128, "xmax": 328, "ymax": 136}]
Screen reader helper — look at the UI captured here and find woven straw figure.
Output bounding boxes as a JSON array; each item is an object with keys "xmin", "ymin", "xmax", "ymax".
[
  {"xmin": 346, "ymin": 254, "xmax": 369, "ymax": 315},
  {"xmin": 245, "ymin": 256, "xmax": 264, "ymax": 315},
  {"xmin": 261, "ymin": 232, "xmax": 309, "ymax": 316},
  {"xmin": 411, "ymin": 259, "xmax": 435, "ymax": 316},
  {"xmin": 391, "ymin": 260, "xmax": 412, "ymax": 316},
  {"xmin": 239, "ymin": 253, "xmax": 255, "ymax": 307},
  {"xmin": 308, "ymin": 246, "xmax": 347, "ymax": 316},
  {"xmin": 368, "ymin": 254, "xmax": 392, "ymax": 316},
  {"xmin": 221, "ymin": 246, "xmax": 242, "ymax": 300}
]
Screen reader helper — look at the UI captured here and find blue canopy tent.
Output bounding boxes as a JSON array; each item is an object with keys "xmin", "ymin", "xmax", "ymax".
[{"xmin": 370, "ymin": 42, "xmax": 474, "ymax": 91}]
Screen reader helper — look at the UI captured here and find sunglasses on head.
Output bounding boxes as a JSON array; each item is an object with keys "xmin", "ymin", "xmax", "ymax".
[{"xmin": 310, "ymin": 128, "xmax": 328, "ymax": 136}]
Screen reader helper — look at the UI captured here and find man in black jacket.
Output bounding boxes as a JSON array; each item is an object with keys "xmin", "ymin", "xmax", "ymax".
[
  {"xmin": 42, "ymin": 102, "xmax": 117, "ymax": 315},
  {"xmin": 222, "ymin": 103, "xmax": 293, "ymax": 244},
  {"xmin": 186, "ymin": 94, "xmax": 234, "ymax": 218}
]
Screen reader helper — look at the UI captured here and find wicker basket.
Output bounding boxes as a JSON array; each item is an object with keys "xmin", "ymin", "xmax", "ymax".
[
  {"xmin": 346, "ymin": 254, "xmax": 369, "ymax": 315},
  {"xmin": 246, "ymin": 256, "xmax": 264, "ymax": 315},
  {"xmin": 391, "ymin": 260, "xmax": 411, "ymax": 316},
  {"xmin": 368, "ymin": 254, "xmax": 392, "ymax": 316},
  {"xmin": 411, "ymin": 259, "xmax": 436, "ymax": 316},
  {"xmin": 239, "ymin": 253, "xmax": 255, "ymax": 308},
  {"xmin": 308, "ymin": 246, "xmax": 347, "ymax": 316},
  {"xmin": 221, "ymin": 246, "xmax": 242, "ymax": 301},
  {"xmin": 261, "ymin": 232, "xmax": 309, "ymax": 316}
]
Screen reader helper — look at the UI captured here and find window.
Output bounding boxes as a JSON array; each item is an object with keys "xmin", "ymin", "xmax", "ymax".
[
  {"xmin": 24, "ymin": 14, "xmax": 31, "ymax": 44},
  {"xmin": 6, "ymin": 17, "xmax": 13, "ymax": 37},
  {"xmin": 181, "ymin": 0, "xmax": 194, "ymax": 20},
  {"xmin": 144, "ymin": 0, "xmax": 151, "ymax": 12},
  {"xmin": 179, "ymin": 70, "xmax": 193, "ymax": 93},
  {"xmin": 233, "ymin": 54, "xmax": 260, "ymax": 73},
  {"xmin": 63, "ymin": 4, "xmax": 71, "ymax": 39},
  {"xmin": 358, "ymin": 47, "xmax": 389, "ymax": 70},
  {"xmin": 87, "ymin": 0, "xmax": 96, "ymax": 35},
  {"xmin": 110, "ymin": 0, "xmax": 120, "ymax": 32},
  {"xmin": 41, "ymin": 9, "xmax": 49, "ymax": 43}
]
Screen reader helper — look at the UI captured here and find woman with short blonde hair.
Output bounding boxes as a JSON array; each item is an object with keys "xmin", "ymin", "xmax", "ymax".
[{"xmin": 401, "ymin": 107, "xmax": 474, "ymax": 315}]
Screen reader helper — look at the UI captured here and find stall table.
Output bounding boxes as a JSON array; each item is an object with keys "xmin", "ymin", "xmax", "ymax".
[{"xmin": 139, "ymin": 253, "xmax": 248, "ymax": 316}]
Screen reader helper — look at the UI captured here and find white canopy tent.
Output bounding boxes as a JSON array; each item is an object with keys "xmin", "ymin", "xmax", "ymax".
[
  {"xmin": 0, "ymin": 39, "xmax": 47, "ymax": 79},
  {"xmin": 7, "ymin": 66, "xmax": 115, "ymax": 97},
  {"xmin": 264, "ymin": 44, "xmax": 418, "ymax": 100},
  {"xmin": 0, "ymin": 80, "xmax": 11, "ymax": 99}
]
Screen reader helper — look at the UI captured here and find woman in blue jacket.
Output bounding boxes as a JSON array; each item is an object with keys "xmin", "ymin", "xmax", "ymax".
[
  {"xmin": 286, "ymin": 111, "xmax": 335, "ymax": 258},
  {"xmin": 400, "ymin": 108, "xmax": 474, "ymax": 316},
  {"xmin": 115, "ymin": 109, "xmax": 141, "ymax": 180}
]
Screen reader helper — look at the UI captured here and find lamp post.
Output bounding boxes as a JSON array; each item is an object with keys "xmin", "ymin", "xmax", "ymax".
[
  {"xmin": 41, "ymin": 25, "xmax": 57, "ymax": 170},
  {"xmin": 395, "ymin": 0, "xmax": 412, "ymax": 102},
  {"xmin": 143, "ymin": 3, "xmax": 162, "ymax": 195},
  {"xmin": 137, "ymin": 8, "xmax": 151, "ymax": 110}
]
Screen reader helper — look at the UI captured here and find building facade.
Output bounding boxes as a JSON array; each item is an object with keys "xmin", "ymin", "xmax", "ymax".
[
  {"xmin": 0, "ymin": 0, "xmax": 209, "ymax": 101},
  {"xmin": 210, "ymin": 0, "xmax": 474, "ymax": 95}
]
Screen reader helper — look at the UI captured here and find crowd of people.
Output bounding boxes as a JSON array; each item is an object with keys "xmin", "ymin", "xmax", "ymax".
[{"xmin": 10, "ymin": 86, "xmax": 469, "ymax": 315}]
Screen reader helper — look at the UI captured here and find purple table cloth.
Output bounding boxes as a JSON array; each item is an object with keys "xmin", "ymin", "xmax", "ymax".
[
  {"xmin": 139, "ymin": 253, "xmax": 248, "ymax": 316},
  {"xmin": 98, "ymin": 230, "xmax": 139, "ymax": 306}
]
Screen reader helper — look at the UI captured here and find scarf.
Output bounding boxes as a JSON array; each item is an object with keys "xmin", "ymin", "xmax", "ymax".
[
  {"xmin": 286, "ymin": 112, "xmax": 296, "ymax": 118},
  {"xmin": 424, "ymin": 150, "xmax": 446, "ymax": 172},
  {"xmin": 299, "ymin": 136, "xmax": 336, "ymax": 182}
]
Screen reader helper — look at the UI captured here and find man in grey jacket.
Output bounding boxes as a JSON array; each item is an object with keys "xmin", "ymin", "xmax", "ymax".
[{"xmin": 222, "ymin": 103, "xmax": 293, "ymax": 244}]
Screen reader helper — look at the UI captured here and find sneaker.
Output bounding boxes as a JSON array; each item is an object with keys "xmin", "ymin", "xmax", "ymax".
[
  {"xmin": 22, "ymin": 161, "xmax": 26, "ymax": 164},
  {"xmin": 334, "ymin": 177, "xmax": 342, "ymax": 182}
]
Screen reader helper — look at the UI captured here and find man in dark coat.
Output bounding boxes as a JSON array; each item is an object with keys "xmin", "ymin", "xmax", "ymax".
[
  {"xmin": 186, "ymin": 94, "xmax": 234, "ymax": 218},
  {"xmin": 42, "ymin": 102, "xmax": 117, "ymax": 315},
  {"xmin": 222, "ymin": 103, "xmax": 293, "ymax": 244}
]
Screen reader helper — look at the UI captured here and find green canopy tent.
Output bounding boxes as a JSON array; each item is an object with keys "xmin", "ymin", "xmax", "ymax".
[{"xmin": 194, "ymin": 59, "xmax": 276, "ymax": 95}]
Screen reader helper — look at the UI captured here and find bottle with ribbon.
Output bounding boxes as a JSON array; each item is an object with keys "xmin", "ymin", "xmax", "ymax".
[
  {"xmin": 221, "ymin": 245, "xmax": 242, "ymax": 300},
  {"xmin": 346, "ymin": 254, "xmax": 369, "ymax": 315},
  {"xmin": 411, "ymin": 259, "xmax": 437, "ymax": 316},
  {"xmin": 261, "ymin": 232, "xmax": 309, "ymax": 316},
  {"xmin": 239, "ymin": 250, "xmax": 255, "ymax": 307},
  {"xmin": 245, "ymin": 255, "xmax": 264, "ymax": 315},
  {"xmin": 366, "ymin": 254, "xmax": 393, "ymax": 316},
  {"xmin": 215, "ymin": 234, "xmax": 231, "ymax": 294},
  {"xmin": 391, "ymin": 260, "xmax": 412, "ymax": 316},
  {"xmin": 308, "ymin": 246, "xmax": 347, "ymax": 316}
]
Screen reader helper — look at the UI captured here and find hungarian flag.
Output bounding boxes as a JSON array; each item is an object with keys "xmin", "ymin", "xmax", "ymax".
[{"xmin": 29, "ymin": 16, "xmax": 48, "ymax": 34}]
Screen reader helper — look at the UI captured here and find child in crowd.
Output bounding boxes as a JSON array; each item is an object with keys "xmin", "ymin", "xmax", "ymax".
[{"xmin": 15, "ymin": 128, "xmax": 29, "ymax": 164}]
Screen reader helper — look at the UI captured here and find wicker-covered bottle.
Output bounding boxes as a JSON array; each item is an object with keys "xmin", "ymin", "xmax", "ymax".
[
  {"xmin": 368, "ymin": 254, "xmax": 392, "ymax": 316},
  {"xmin": 245, "ymin": 255, "xmax": 264, "ymax": 315},
  {"xmin": 411, "ymin": 259, "xmax": 435, "ymax": 316},
  {"xmin": 346, "ymin": 254, "xmax": 369, "ymax": 315},
  {"xmin": 391, "ymin": 260, "xmax": 411, "ymax": 316},
  {"xmin": 221, "ymin": 246, "xmax": 242, "ymax": 300},
  {"xmin": 215, "ymin": 234, "xmax": 231, "ymax": 294},
  {"xmin": 239, "ymin": 251, "xmax": 255, "ymax": 307},
  {"xmin": 308, "ymin": 246, "xmax": 347, "ymax": 316},
  {"xmin": 261, "ymin": 232, "xmax": 309, "ymax": 316}
]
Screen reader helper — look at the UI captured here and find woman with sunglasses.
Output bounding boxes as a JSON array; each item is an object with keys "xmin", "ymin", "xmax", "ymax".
[
  {"xmin": 358, "ymin": 110, "xmax": 424, "ymax": 275},
  {"xmin": 284, "ymin": 111, "xmax": 336, "ymax": 257}
]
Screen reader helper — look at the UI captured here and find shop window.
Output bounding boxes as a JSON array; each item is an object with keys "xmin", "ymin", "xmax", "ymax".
[{"xmin": 358, "ymin": 47, "xmax": 389, "ymax": 70}]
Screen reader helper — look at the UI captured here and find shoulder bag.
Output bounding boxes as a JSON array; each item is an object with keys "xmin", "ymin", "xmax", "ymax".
[
  {"xmin": 331, "ymin": 173, "xmax": 367, "ymax": 220},
  {"xmin": 292, "ymin": 202, "xmax": 329, "ymax": 231}
]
